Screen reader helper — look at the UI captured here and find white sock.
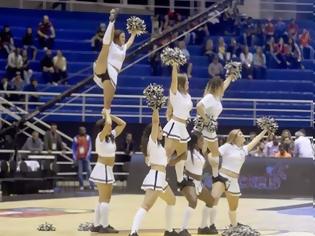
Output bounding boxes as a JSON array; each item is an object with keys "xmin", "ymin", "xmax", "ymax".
[
  {"xmin": 93, "ymin": 203, "xmax": 101, "ymax": 226},
  {"xmin": 181, "ymin": 207, "xmax": 194, "ymax": 230},
  {"xmin": 103, "ymin": 22, "xmax": 114, "ymax": 45},
  {"xmin": 200, "ymin": 206, "xmax": 210, "ymax": 228},
  {"xmin": 99, "ymin": 202, "xmax": 109, "ymax": 227},
  {"xmin": 131, "ymin": 208, "xmax": 147, "ymax": 234},
  {"xmin": 165, "ymin": 205, "xmax": 174, "ymax": 232},
  {"xmin": 229, "ymin": 210, "xmax": 237, "ymax": 226},
  {"xmin": 175, "ymin": 160, "xmax": 185, "ymax": 182},
  {"xmin": 209, "ymin": 206, "xmax": 217, "ymax": 225}
]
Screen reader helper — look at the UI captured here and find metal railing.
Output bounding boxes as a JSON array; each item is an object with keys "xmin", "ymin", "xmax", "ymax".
[{"xmin": 1, "ymin": 91, "xmax": 313, "ymax": 126}]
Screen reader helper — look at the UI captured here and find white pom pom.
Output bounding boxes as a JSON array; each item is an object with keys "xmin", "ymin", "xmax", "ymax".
[
  {"xmin": 143, "ymin": 83, "xmax": 167, "ymax": 109},
  {"xmin": 160, "ymin": 47, "xmax": 187, "ymax": 66},
  {"xmin": 224, "ymin": 61, "xmax": 242, "ymax": 82},
  {"xmin": 126, "ymin": 16, "xmax": 146, "ymax": 36},
  {"xmin": 257, "ymin": 116, "xmax": 278, "ymax": 133},
  {"xmin": 193, "ymin": 115, "xmax": 217, "ymax": 133}
]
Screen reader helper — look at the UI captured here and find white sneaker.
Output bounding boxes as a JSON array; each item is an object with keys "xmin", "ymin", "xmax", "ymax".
[{"xmin": 79, "ymin": 186, "xmax": 84, "ymax": 191}]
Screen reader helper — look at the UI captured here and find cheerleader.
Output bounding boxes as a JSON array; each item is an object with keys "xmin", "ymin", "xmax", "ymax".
[
  {"xmin": 196, "ymin": 74, "xmax": 235, "ymax": 182},
  {"xmin": 89, "ymin": 115, "xmax": 126, "ymax": 233},
  {"xmin": 93, "ymin": 8, "xmax": 137, "ymax": 126},
  {"xmin": 178, "ymin": 131, "xmax": 218, "ymax": 236},
  {"xmin": 211, "ymin": 128, "xmax": 269, "ymax": 227},
  {"xmin": 130, "ymin": 109, "xmax": 177, "ymax": 236},
  {"xmin": 163, "ymin": 64, "xmax": 193, "ymax": 186}
]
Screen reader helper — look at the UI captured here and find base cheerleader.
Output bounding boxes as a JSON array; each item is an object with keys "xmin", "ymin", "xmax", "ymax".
[
  {"xmin": 130, "ymin": 109, "xmax": 177, "ymax": 236},
  {"xmin": 89, "ymin": 115, "xmax": 126, "ymax": 233},
  {"xmin": 177, "ymin": 131, "xmax": 218, "ymax": 236},
  {"xmin": 163, "ymin": 64, "xmax": 193, "ymax": 186},
  {"xmin": 93, "ymin": 8, "xmax": 137, "ymax": 125}
]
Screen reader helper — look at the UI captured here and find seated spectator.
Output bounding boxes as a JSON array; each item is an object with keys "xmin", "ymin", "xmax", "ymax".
[
  {"xmin": 253, "ymin": 23, "xmax": 265, "ymax": 46},
  {"xmin": 53, "ymin": 50, "xmax": 68, "ymax": 84},
  {"xmin": 6, "ymin": 48, "xmax": 23, "ymax": 79},
  {"xmin": 249, "ymin": 141, "xmax": 266, "ymax": 157},
  {"xmin": 253, "ymin": 46, "xmax": 266, "ymax": 79},
  {"xmin": 299, "ymin": 29, "xmax": 314, "ymax": 59},
  {"xmin": 122, "ymin": 132, "xmax": 135, "ymax": 157},
  {"xmin": 294, "ymin": 130, "xmax": 314, "ymax": 158},
  {"xmin": 148, "ymin": 44, "xmax": 162, "ymax": 76},
  {"xmin": 226, "ymin": 37, "xmax": 241, "ymax": 61},
  {"xmin": 37, "ymin": 15, "xmax": 56, "ymax": 49},
  {"xmin": 91, "ymin": 23, "xmax": 106, "ymax": 50},
  {"xmin": 264, "ymin": 19, "xmax": 275, "ymax": 40},
  {"xmin": 284, "ymin": 47, "xmax": 301, "ymax": 69},
  {"xmin": 21, "ymin": 49, "xmax": 33, "ymax": 84},
  {"xmin": 281, "ymin": 129, "xmax": 294, "ymax": 154},
  {"xmin": 288, "ymin": 37, "xmax": 302, "ymax": 61},
  {"xmin": 240, "ymin": 46, "xmax": 253, "ymax": 79},
  {"xmin": 0, "ymin": 77, "xmax": 13, "ymax": 101},
  {"xmin": 273, "ymin": 37, "xmax": 288, "ymax": 68},
  {"xmin": 44, "ymin": 123, "xmax": 64, "ymax": 151},
  {"xmin": 151, "ymin": 15, "xmax": 161, "ymax": 37},
  {"xmin": 208, "ymin": 56, "xmax": 223, "ymax": 78},
  {"xmin": 178, "ymin": 40, "xmax": 192, "ymax": 78},
  {"xmin": 217, "ymin": 37, "xmax": 226, "ymax": 62},
  {"xmin": 10, "ymin": 72, "xmax": 25, "ymax": 101},
  {"xmin": 164, "ymin": 7, "xmax": 181, "ymax": 29},
  {"xmin": 287, "ymin": 19, "xmax": 299, "ymax": 39},
  {"xmin": 195, "ymin": 24, "xmax": 209, "ymax": 45},
  {"xmin": 40, "ymin": 49, "xmax": 55, "ymax": 84},
  {"xmin": 204, "ymin": 39, "xmax": 216, "ymax": 63},
  {"xmin": 22, "ymin": 131, "xmax": 43, "ymax": 153},
  {"xmin": 22, "ymin": 27, "xmax": 37, "ymax": 60},
  {"xmin": 263, "ymin": 135, "xmax": 279, "ymax": 157},
  {"xmin": 274, "ymin": 17, "xmax": 286, "ymax": 39},
  {"xmin": 274, "ymin": 144, "xmax": 292, "ymax": 158},
  {"xmin": 0, "ymin": 25, "xmax": 15, "ymax": 55},
  {"xmin": 24, "ymin": 79, "xmax": 39, "ymax": 104}
]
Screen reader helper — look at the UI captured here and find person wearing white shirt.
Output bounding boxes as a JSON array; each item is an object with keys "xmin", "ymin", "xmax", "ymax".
[
  {"xmin": 240, "ymin": 46, "xmax": 253, "ymax": 79},
  {"xmin": 294, "ymin": 130, "xmax": 314, "ymax": 158},
  {"xmin": 53, "ymin": 50, "xmax": 68, "ymax": 83},
  {"xmin": 6, "ymin": 48, "xmax": 23, "ymax": 78}
]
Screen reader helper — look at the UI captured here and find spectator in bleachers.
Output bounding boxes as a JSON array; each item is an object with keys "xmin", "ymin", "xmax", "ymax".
[
  {"xmin": 10, "ymin": 72, "xmax": 25, "ymax": 101},
  {"xmin": 194, "ymin": 23, "xmax": 209, "ymax": 45},
  {"xmin": 294, "ymin": 129, "xmax": 314, "ymax": 158},
  {"xmin": 22, "ymin": 131, "xmax": 43, "ymax": 153},
  {"xmin": 151, "ymin": 15, "xmax": 162, "ymax": 37},
  {"xmin": 264, "ymin": 19, "xmax": 275, "ymax": 40},
  {"xmin": 148, "ymin": 44, "xmax": 162, "ymax": 76},
  {"xmin": 274, "ymin": 143, "xmax": 292, "ymax": 158},
  {"xmin": 284, "ymin": 46, "xmax": 301, "ymax": 69},
  {"xmin": 253, "ymin": 23, "xmax": 265, "ymax": 46},
  {"xmin": 122, "ymin": 132, "xmax": 135, "ymax": 157},
  {"xmin": 72, "ymin": 126, "xmax": 93, "ymax": 190},
  {"xmin": 240, "ymin": 46, "xmax": 253, "ymax": 79},
  {"xmin": 274, "ymin": 17, "xmax": 286, "ymax": 39},
  {"xmin": 208, "ymin": 56, "xmax": 223, "ymax": 78},
  {"xmin": 91, "ymin": 23, "xmax": 106, "ymax": 50},
  {"xmin": 253, "ymin": 46, "xmax": 266, "ymax": 79},
  {"xmin": 40, "ymin": 49, "xmax": 55, "ymax": 84},
  {"xmin": 21, "ymin": 49, "xmax": 33, "ymax": 84},
  {"xmin": 6, "ymin": 48, "xmax": 23, "ymax": 79},
  {"xmin": 288, "ymin": 37, "xmax": 302, "ymax": 61},
  {"xmin": 263, "ymin": 135, "xmax": 279, "ymax": 157},
  {"xmin": 217, "ymin": 37, "xmax": 227, "ymax": 62},
  {"xmin": 204, "ymin": 39, "xmax": 216, "ymax": 63},
  {"xmin": 249, "ymin": 141, "xmax": 266, "ymax": 157},
  {"xmin": 164, "ymin": 7, "xmax": 181, "ymax": 29},
  {"xmin": 44, "ymin": 123, "xmax": 64, "ymax": 151},
  {"xmin": 37, "ymin": 15, "xmax": 56, "ymax": 49},
  {"xmin": 299, "ymin": 29, "xmax": 314, "ymax": 59},
  {"xmin": 273, "ymin": 37, "xmax": 288, "ymax": 68},
  {"xmin": 226, "ymin": 37, "xmax": 241, "ymax": 61},
  {"xmin": 178, "ymin": 40, "xmax": 192, "ymax": 78},
  {"xmin": 24, "ymin": 79, "xmax": 39, "ymax": 104},
  {"xmin": 287, "ymin": 19, "xmax": 299, "ymax": 39},
  {"xmin": 22, "ymin": 27, "xmax": 37, "ymax": 60},
  {"xmin": 0, "ymin": 25, "xmax": 15, "ymax": 55},
  {"xmin": 53, "ymin": 50, "xmax": 68, "ymax": 84},
  {"xmin": 0, "ymin": 77, "xmax": 13, "ymax": 101}
]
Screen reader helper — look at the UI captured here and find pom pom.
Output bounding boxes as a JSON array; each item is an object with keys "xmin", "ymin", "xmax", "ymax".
[
  {"xmin": 126, "ymin": 16, "xmax": 146, "ymax": 36},
  {"xmin": 257, "ymin": 116, "xmax": 278, "ymax": 134},
  {"xmin": 78, "ymin": 222, "xmax": 93, "ymax": 231},
  {"xmin": 193, "ymin": 115, "xmax": 217, "ymax": 133},
  {"xmin": 143, "ymin": 83, "xmax": 167, "ymax": 110},
  {"xmin": 160, "ymin": 47, "xmax": 187, "ymax": 66},
  {"xmin": 225, "ymin": 61, "xmax": 242, "ymax": 82},
  {"xmin": 37, "ymin": 222, "xmax": 56, "ymax": 231},
  {"xmin": 222, "ymin": 224, "xmax": 261, "ymax": 236}
]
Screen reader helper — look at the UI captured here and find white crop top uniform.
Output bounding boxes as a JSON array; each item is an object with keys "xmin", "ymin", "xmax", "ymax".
[
  {"xmin": 185, "ymin": 150, "xmax": 206, "ymax": 176},
  {"xmin": 199, "ymin": 93, "xmax": 223, "ymax": 120},
  {"xmin": 169, "ymin": 91, "xmax": 193, "ymax": 121},
  {"xmin": 219, "ymin": 143, "xmax": 248, "ymax": 174},
  {"xmin": 108, "ymin": 43, "xmax": 127, "ymax": 71},
  {"xmin": 163, "ymin": 91, "xmax": 193, "ymax": 143},
  {"xmin": 146, "ymin": 136, "xmax": 168, "ymax": 167},
  {"xmin": 95, "ymin": 130, "xmax": 117, "ymax": 157}
]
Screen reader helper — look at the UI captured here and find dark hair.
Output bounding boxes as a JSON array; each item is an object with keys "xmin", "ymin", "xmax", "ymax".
[
  {"xmin": 95, "ymin": 118, "xmax": 114, "ymax": 143},
  {"xmin": 188, "ymin": 131, "xmax": 202, "ymax": 164},
  {"xmin": 204, "ymin": 77, "xmax": 223, "ymax": 96},
  {"xmin": 140, "ymin": 123, "xmax": 162, "ymax": 156},
  {"xmin": 113, "ymin": 29, "xmax": 124, "ymax": 45}
]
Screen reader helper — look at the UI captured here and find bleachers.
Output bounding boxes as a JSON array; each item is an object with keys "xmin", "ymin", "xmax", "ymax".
[{"xmin": 0, "ymin": 7, "xmax": 314, "ymax": 126}]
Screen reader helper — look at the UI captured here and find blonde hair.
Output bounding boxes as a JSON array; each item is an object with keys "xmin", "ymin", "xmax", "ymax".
[
  {"xmin": 226, "ymin": 129, "xmax": 241, "ymax": 144},
  {"xmin": 203, "ymin": 77, "xmax": 223, "ymax": 96},
  {"xmin": 177, "ymin": 73, "xmax": 188, "ymax": 93}
]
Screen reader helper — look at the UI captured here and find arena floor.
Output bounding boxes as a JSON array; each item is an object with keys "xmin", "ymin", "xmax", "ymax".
[{"xmin": 0, "ymin": 194, "xmax": 313, "ymax": 236}]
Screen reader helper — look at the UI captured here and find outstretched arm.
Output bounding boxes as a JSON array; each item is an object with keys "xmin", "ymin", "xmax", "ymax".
[
  {"xmin": 247, "ymin": 129, "xmax": 268, "ymax": 152},
  {"xmin": 170, "ymin": 64, "xmax": 178, "ymax": 95},
  {"xmin": 150, "ymin": 109, "xmax": 160, "ymax": 142},
  {"xmin": 223, "ymin": 74, "xmax": 234, "ymax": 93},
  {"xmin": 126, "ymin": 32, "xmax": 137, "ymax": 49}
]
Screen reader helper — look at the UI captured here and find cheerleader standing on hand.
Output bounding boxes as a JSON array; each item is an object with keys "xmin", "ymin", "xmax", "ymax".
[
  {"xmin": 163, "ymin": 63, "xmax": 193, "ymax": 186},
  {"xmin": 89, "ymin": 115, "xmax": 126, "ymax": 233},
  {"xmin": 211, "ymin": 127, "xmax": 269, "ymax": 227},
  {"xmin": 178, "ymin": 131, "xmax": 218, "ymax": 236},
  {"xmin": 93, "ymin": 8, "xmax": 137, "ymax": 125},
  {"xmin": 130, "ymin": 109, "xmax": 177, "ymax": 236}
]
